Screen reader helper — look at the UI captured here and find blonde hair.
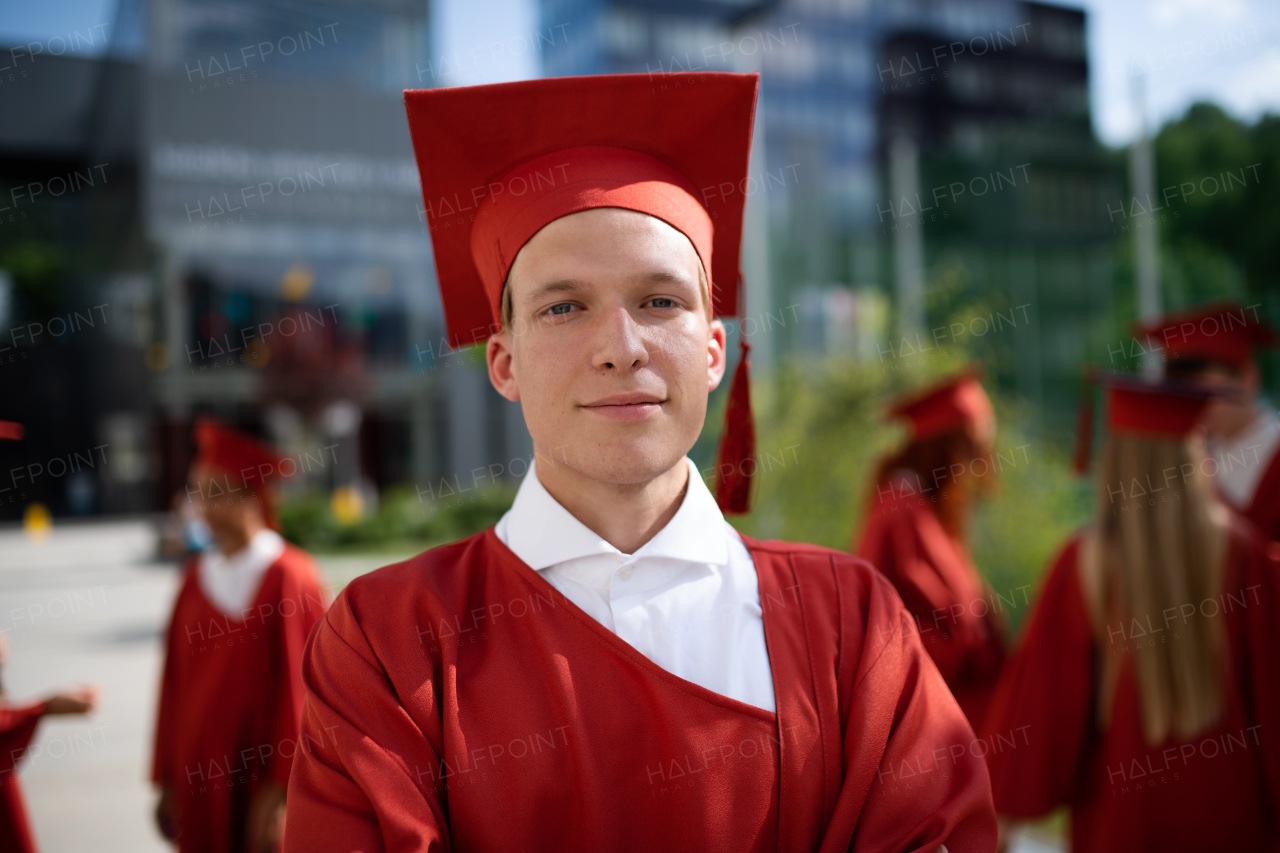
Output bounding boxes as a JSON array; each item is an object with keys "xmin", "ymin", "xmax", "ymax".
[
  {"xmin": 499, "ymin": 258, "xmax": 712, "ymax": 331},
  {"xmin": 1080, "ymin": 433, "xmax": 1228, "ymax": 745}
]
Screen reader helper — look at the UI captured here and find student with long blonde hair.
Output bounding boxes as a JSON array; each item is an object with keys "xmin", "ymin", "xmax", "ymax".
[{"xmin": 983, "ymin": 376, "xmax": 1280, "ymax": 851}]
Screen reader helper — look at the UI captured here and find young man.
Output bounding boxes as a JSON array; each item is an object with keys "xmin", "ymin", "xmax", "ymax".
[
  {"xmin": 152, "ymin": 419, "xmax": 326, "ymax": 852},
  {"xmin": 283, "ymin": 73, "xmax": 996, "ymax": 852},
  {"xmin": 1136, "ymin": 302, "xmax": 1280, "ymax": 539}
]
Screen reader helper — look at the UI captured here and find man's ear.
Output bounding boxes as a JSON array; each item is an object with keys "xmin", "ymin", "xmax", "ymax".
[
  {"xmin": 487, "ymin": 331, "xmax": 521, "ymax": 402},
  {"xmin": 707, "ymin": 318, "xmax": 728, "ymax": 392}
]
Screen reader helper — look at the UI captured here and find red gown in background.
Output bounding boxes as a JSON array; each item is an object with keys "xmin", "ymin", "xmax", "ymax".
[
  {"xmin": 982, "ymin": 521, "xmax": 1280, "ymax": 851},
  {"xmin": 1, "ymin": 701, "xmax": 47, "ymax": 853},
  {"xmin": 856, "ymin": 475, "xmax": 1006, "ymax": 729},
  {"xmin": 284, "ymin": 528, "xmax": 997, "ymax": 853},
  {"xmin": 153, "ymin": 546, "xmax": 326, "ymax": 853},
  {"xmin": 1239, "ymin": 446, "xmax": 1280, "ymax": 542}
]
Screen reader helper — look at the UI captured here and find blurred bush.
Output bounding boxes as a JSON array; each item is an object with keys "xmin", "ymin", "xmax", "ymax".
[
  {"xmin": 721, "ymin": 351, "xmax": 1092, "ymax": 634},
  {"xmin": 279, "ymin": 483, "xmax": 516, "ymax": 554}
]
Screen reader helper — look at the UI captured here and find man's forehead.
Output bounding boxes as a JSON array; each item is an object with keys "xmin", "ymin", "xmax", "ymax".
[{"xmin": 512, "ymin": 212, "xmax": 703, "ymax": 291}]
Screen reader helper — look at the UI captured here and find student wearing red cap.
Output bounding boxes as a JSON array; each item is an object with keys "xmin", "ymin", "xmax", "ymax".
[
  {"xmin": 854, "ymin": 371, "xmax": 1007, "ymax": 730},
  {"xmin": 1136, "ymin": 301, "xmax": 1280, "ymax": 539},
  {"xmin": 282, "ymin": 74, "xmax": 995, "ymax": 852},
  {"xmin": 0, "ymin": 424, "xmax": 100, "ymax": 853},
  {"xmin": 983, "ymin": 375, "xmax": 1280, "ymax": 851},
  {"xmin": 152, "ymin": 418, "xmax": 326, "ymax": 853}
]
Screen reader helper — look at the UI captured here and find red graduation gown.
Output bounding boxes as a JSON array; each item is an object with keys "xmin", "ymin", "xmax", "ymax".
[
  {"xmin": 855, "ymin": 480, "xmax": 1006, "ymax": 728},
  {"xmin": 283, "ymin": 527, "xmax": 996, "ymax": 852},
  {"xmin": 1, "ymin": 701, "xmax": 47, "ymax": 853},
  {"xmin": 153, "ymin": 545, "xmax": 326, "ymax": 853},
  {"xmin": 982, "ymin": 522, "xmax": 1280, "ymax": 851}
]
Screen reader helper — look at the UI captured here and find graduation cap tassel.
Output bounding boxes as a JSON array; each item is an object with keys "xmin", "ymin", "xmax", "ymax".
[
  {"xmin": 715, "ymin": 334, "xmax": 756, "ymax": 514},
  {"xmin": 1071, "ymin": 366, "xmax": 1097, "ymax": 476}
]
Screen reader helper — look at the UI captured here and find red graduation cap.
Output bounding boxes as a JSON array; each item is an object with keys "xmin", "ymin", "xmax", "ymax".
[
  {"xmin": 1133, "ymin": 300, "xmax": 1278, "ymax": 370},
  {"xmin": 1072, "ymin": 369, "xmax": 1217, "ymax": 473},
  {"xmin": 0, "ymin": 421, "xmax": 22, "ymax": 441},
  {"xmin": 403, "ymin": 73, "xmax": 761, "ymax": 512},
  {"xmin": 1102, "ymin": 375, "xmax": 1216, "ymax": 438},
  {"xmin": 192, "ymin": 417, "xmax": 288, "ymax": 486},
  {"xmin": 192, "ymin": 417, "xmax": 289, "ymax": 530},
  {"xmin": 885, "ymin": 369, "xmax": 994, "ymax": 444}
]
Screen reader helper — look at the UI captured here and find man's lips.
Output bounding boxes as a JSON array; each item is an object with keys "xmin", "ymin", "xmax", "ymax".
[{"xmin": 580, "ymin": 393, "xmax": 666, "ymax": 422}]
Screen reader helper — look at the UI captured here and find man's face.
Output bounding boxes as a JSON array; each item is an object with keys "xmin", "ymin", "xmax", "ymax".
[
  {"xmin": 487, "ymin": 207, "xmax": 727, "ymax": 486},
  {"xmin": 187, "ymin": 462, "xmax": 261, "ymax": 540},
  {"xmin": 188, "ymin": 462, "xmax": 237, "ymax": 534},
  {"xmin": 1187, "ymin": 361, "xmax": 1259, "ymax": 440}
]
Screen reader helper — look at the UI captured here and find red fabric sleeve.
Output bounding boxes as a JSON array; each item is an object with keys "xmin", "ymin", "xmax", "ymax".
[
  {"xmin": 151, "ymin": 566, "xmax": 194, "ymax": 787},
  {"xmin": 0, "ymin": 702, "xmax": 49, "ymax": 774},
  {"xmin": 282, "ymin": 588, "xmax": 447, "ymax": 852},
  {"xmin": 980, "ymin": 537, "xmax": 1094, "ymax": 816},
  {"xmin": 833, "ymin": 568, "xmax": 997, "ymax": 853},
  {"xmin": 266, "ymin": 551, "xmax": 327, "ymax": 788}
]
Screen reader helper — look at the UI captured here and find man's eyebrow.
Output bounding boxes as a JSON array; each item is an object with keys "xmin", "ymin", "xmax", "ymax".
[
  {"xmin": 525, "ymin": 279, "xmax": 587, "ymax": 301},
  {"xmin": 524, "ymin": 270, "xmax": 696, "ymax": 303},
  {"xmin": 639, "ymin": 270, "xmax": 694, "ymax": 285}
]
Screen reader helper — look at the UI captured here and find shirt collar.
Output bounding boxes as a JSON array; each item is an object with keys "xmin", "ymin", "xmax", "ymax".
[
  {"xmin": 203, "ymin": 527, "xmax": 285, "ymax": 575},
  {"xmin": 1215, "ymin": 406, "xmax": 1280, "ymax": 458},
  {"xmin": 500, "ymin": 456, "xmax": 729, "ymax": 571}
]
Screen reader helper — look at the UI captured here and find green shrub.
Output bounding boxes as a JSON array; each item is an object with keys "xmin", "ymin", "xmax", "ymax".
[
  {"xmin": 279, "ymin": 483, "xmax": 516, "ymax": 554},
  {"xmin": 720, "ymin": 353, "xmax": 1091, "ymax": 634}
]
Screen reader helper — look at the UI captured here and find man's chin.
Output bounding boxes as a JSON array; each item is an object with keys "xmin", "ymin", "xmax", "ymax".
[{"xmin": 557, "ymin": 435, "xmax": 690, "ymax": 486}]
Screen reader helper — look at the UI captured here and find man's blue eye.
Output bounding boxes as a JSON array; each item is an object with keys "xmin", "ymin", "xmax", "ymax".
[
  {"xmin": 549, "ymin": 303, "xmax": 573, "ymax": 315},
  {"xmin": 651, "ymin": 298, "xmax": 675, "ymax": 308}
]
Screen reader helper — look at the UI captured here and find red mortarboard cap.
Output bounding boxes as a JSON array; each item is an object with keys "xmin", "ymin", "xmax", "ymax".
[
  {"xmin": 404, "ymin": 73, "xmax": 761, "ymax": 513},
  {"xmin": 404, "ymin": 73, "xmax": 758, "ymax": 347},
  {"xmin": 0, "ymin": 421, "xmax": 22, "ymax": 441},
  {"xmin": 192, "ymin": 417, "xmax": 287, "ymax": 486},
  {"xmin": 1134, "ymin": 300, "xmax": 1278, "ymax": 370},
  {"xmin": 1101, "ymin": 374, "xmax": 1216, "ymax": 438},
  {"xmin": 886, "ymin": 369, "xmax": 994, "ymax": 444},
  {"xmin": 1072, "ymin": 369, "xmax": 1218, "ymax": 474}
]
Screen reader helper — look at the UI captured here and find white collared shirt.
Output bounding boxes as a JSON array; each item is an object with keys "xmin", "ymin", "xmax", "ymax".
[
  {"xmin": 197, "ymin": 528, "xmax": 286, "ymax": 618},
  {"xmin": 494, "ymin": 456, "xmax": 776, "ymax": 712},
  {"xmin": 1212, "ymin": 407, "xmax": 1280, "ymax": 509}
]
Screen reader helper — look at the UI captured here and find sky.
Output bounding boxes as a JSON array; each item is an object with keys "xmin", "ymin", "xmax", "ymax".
[
  {"xmin": 1, "ymin": 0, "xmax": 1277, "ymax": 147},
  {"xmin": 1074, "ymin": 0, "xmax": 1280, "ymax": 144}
]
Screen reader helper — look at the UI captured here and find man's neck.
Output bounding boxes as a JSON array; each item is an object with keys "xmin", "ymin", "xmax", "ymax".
[{"xmin": 536, "ymin": 455, "xmax": 690, "ymax": 555}]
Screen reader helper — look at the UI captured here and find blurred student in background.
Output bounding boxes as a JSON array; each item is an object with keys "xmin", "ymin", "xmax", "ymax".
[
  {"xmin": 854, "ymin": 370, "xmax": 1007, "ymax": 729},
  {"xmin": 1137, "ymin": 301, "xmax": 1280, "ymax": 540},
  {"xmin": 152, "ymin": 419, "xmax": 326, "ymax": 853},
  {"xmin": 983, "ymin": 375, "xmax": 1280, "ymax": 851}
]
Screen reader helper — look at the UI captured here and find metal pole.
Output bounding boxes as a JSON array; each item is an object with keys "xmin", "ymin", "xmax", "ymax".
[{"xmin": 890, "ymin": 133, "xmax": 925, "ymax": 343}]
